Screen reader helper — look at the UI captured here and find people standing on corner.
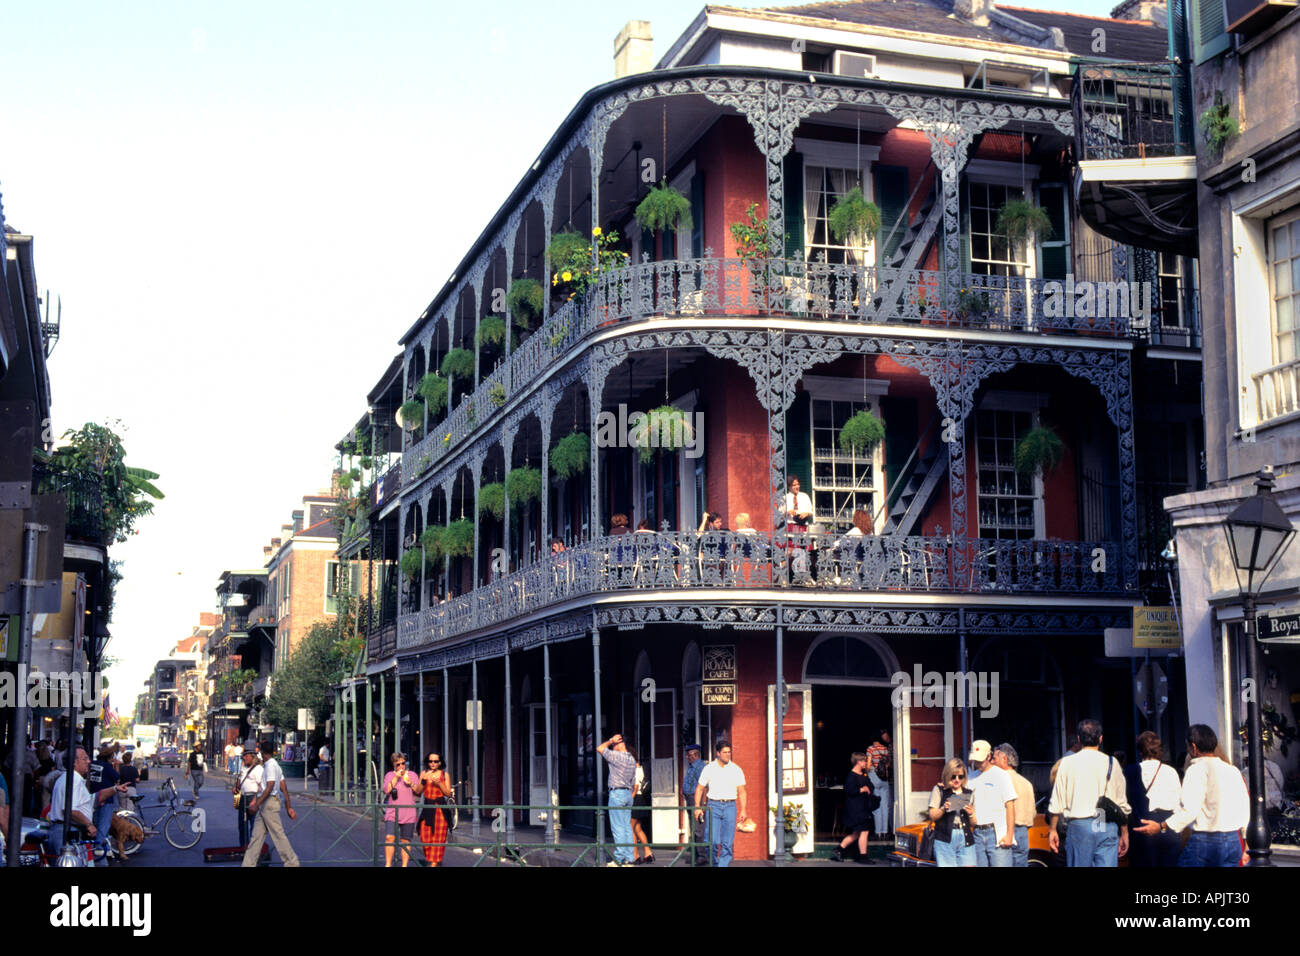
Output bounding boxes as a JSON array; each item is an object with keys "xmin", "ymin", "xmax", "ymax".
[
  {"xmin": 241, "ymin": 740, "xmax": 300, "ymax": 868},
  {"xmin": 1124, "ymin": 731, "xmax": 1182, "ymax": 867},
  {"xmin": 47, "ymin": 746, "xmax": 96, "ymax": 858},
  {"xmin": 381, "ymin": 751, "xmax": 420, "ymax": 867},
  {"xmin": 185, "ymin": 745, "xmax": 205, "ymax": 798},
  {"xmin": 681, "ymin": 743, "xmax": 708, "ymax": 865},
  {"xmin": 1047, "ymin": 719, "xmax": 1130, "ymax": 867},
  {"xmin": 928, "ymin": 758, "xmax": 976, "ymax": 866},
  {"xmin": 1133, "ymin": 724, "xmax": 1250, "ymax": 867},
  {"xmin": 597, "ymin": 732, "xmax": 637, "ymax": 867},
  {"xmin": 994, "ymin": 743, "xmax": 1036, "ymax": 867},
  {"xmin": 967, "ymin": 740, "xmax": 1017, "ymax": 867},
  {"xmin": 629, "ymin": 748, "xmax": 654, "ymax": 864},
  {"xmin": 832, "ymin": 752, "xmax": 875, "ymax": 864},
  {"xmin": 694, "ymin": 740, "xmax": 749, "ymax": 868},
  {"xmin": 867, "ymin": 730, "xmax": 892, "ymax": 835}
]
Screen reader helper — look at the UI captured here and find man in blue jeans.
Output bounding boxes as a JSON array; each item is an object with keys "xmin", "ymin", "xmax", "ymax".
[
  {"xmin": 597, "ymin": 732, "xmax": 637, "ymax": 867},
  {"xmin": 694, "ymin": 740, "xmax": 749, "ymax": 867},
  {"xmin": 1048, "ymin": 718, "xmax": 1131, "ymax": 866},
  {"xmin": 967, "ymin": 740, "xmax": 1016, "ymax": 866}
]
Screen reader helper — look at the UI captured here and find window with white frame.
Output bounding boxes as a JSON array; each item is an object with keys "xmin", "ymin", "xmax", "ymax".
[
  {"xmin": 806, "ymin": 377, "xmax": 887, "ymax": 532},
  {"xmin": 798, "ymin": 140, "xmax": 880, "ymax": 266},
  {"xmin": 975, "ymin": 404, "xmax": 1044, "ymax": 540},
  {"xmin": 967, "ymin": 181, "xmax": 1030, "ymax": 277},
  {"xmin": 1270, "ymin": 209, "xmax": 1300, "ymax": 365}
]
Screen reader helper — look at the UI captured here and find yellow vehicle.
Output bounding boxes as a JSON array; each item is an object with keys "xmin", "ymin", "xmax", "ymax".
[{"xmin": 889, "ymin": 812, "xmax": 1060, "ymax": 867}]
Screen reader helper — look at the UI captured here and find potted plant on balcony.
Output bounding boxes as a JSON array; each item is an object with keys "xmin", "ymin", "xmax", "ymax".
[
  {"xmin": 1014, "ymin": 424, "xmax": 1065, "ymax": 477},
  {"xmin": 478, "ymin": 481, "xmax": 507, "ymax": 521},
  {"xmin": 400, "ymin": 398, "xmax": 426, "ymax": 431},
  {"xmin": 838, "ymin": 410, "xmax": 886, "ymax": 456},
  {"xmin": 507, "ymin": 278, "xmax": 544, "ymax": 332},
  {"xmin": 488, "ymin": 382, "xmax": 507, "ymax": 408},
  {"xmin": 956, "ymin": 287, "xmax": 990, "ymax": 321},
  {"xmin": 400, "ymin": 547, "xmax": 425, "ymax": 582},
  {"xmin": 550, "ymin": 431, "xmax": 590, "ymax": 479},
  {"xmin": 506, "ymin": 466, "xmax": 542, "ymax": 509},
  {"xmin": 635, "ymin": 406, "xmax": 694, "ymax": 464},
  {"xmin": 441, "ymin": 518, "xmax": 475, "ymax": 558},
  {"xmin": 730, "ymin": 202, "xmax": 780, "ymax": 313},
  {"xmin": 549, "ymin": 228, "xmax": 630, "ymax": 310},
  {"xmin": 419, "ymin": 526, "xmax": 446, "ymax": 563},
  {"xmin": 995, "ymin": 199, "xmax": 1053, "ymax": 245},
  {"xmin": 635, "ymin": 180, "xmax": 692, "ymax": 236},
  {"xmin": 828, "ymin": 187, "xmax": 882, "ymax": 252}
]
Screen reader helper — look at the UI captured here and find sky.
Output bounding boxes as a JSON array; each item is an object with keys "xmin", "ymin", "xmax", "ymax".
[{"xmin": 0, "ymin": 0, "xmax": 1126, "ymax": 713}]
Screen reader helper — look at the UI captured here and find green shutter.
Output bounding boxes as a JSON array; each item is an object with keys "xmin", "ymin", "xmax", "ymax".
[
  {"xmin": 1192, "ymin": 0, "xmax": 1229, "ymax": 63},
  {"xmin": 786, "ymin": 391, "xmax": 812, "ymax": 495},
  {"xmin": 874, "ymin": 165, "xmax": 908, "ymax": 263},
  {"xmin": 784, "ymin": 152, "xmax": 804, "ymax": 259},
  {"xmin": 691, "ymin": 172, "xmax": 705, "ymax": 258}
]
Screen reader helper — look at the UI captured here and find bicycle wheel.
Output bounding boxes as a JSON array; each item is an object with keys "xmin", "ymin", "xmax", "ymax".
[
  {"xmin": 114, "ymin": 810, "xmax": 145, "ymax": 857},
  {"xmin": 164, "ymin": 811, "xmax": 202, "ymax": 849}
]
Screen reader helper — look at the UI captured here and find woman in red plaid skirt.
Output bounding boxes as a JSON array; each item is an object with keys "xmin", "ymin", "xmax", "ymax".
[{"xmin": 419, "ymin": 753, "xmax": 453, "ymax": 866}]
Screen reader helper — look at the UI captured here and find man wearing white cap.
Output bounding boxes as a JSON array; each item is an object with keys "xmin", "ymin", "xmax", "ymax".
[{"xmin": 967, "ymin": 740, "xmax": 1016, "ymax": 867}]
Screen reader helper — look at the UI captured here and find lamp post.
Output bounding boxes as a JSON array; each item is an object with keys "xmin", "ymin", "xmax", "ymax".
[{"xmin": 1223, "ymin": 468, "xmax": 1296, "ymax": 867}]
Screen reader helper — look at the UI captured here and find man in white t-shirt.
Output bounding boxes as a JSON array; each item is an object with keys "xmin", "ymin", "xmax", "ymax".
[
  {"xmin": 967, "ymin": 740, "xmax": 1016, "ymax": 867},
  {"xmin": 48, "ymin": 747, "xmax": 99, "ymax": 857},
  {"xmin": 694, "ymin": 741, "xmax": 749, "ymax": 867},
  {"xmin": 241, "ymin": 740, "xmax": 299, "ymax": 867}
]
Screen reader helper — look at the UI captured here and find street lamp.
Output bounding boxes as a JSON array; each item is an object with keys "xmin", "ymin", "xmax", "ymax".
[{"xmin": 1223, "ymin": 467, "xmax": 1296, "ymax": 866}]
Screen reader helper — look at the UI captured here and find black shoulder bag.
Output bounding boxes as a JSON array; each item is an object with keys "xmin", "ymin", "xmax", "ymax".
[{"xmin": 1096, "ymin": 756, "xmax": 1128, "ymax": 826}]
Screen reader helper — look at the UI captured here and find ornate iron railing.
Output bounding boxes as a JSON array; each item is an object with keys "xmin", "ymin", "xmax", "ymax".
[
  {"xmin": 397, "ymin": 532, "xmax": 1120, "ymax": 649},
  {"xmin": 1254, "ymin": 357, "xmax": 1300, "ymax": 423},
  {"xmin": 1072, "ymin": 61, "xmax": 1194, "ymax": 162},
  {"xmin": 402, "ymin": 258, "xmax": 1129, "ymax": 485},
  {"xmin": 32, "ymin": 462, "xmax": 107, "ymax": 544}
]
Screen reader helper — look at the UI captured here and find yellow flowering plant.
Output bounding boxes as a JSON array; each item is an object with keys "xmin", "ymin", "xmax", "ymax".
[{"xmin": 547, "ymin": 227, "xmax": 629, "ymax": 296}]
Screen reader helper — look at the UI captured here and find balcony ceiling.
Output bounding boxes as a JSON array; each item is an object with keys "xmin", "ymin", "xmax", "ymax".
[{"xmin": 1074, "ymin": 172, "xmax": 1198, "ymax": 258}]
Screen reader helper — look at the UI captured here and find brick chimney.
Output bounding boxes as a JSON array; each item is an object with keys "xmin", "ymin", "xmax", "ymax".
[
  {"xmin": 614, "ymin": 20, "xmax": 653, "ymax": 78},
  {"xmin": 263, "ymin": 546, "xmax": 272, "ymax": 559},
  {"xmin": 954, "ymin": 0, "xmax": 993, "ymax": 27},
  {"xmin": 270, "ymin": 537, "xmax": 281, "ymax": 550}
]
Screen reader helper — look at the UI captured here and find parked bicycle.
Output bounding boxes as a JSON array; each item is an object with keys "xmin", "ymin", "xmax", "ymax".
[{"xmin": 115, "ymin": 777, "xmax": 203, "ymax": 855}]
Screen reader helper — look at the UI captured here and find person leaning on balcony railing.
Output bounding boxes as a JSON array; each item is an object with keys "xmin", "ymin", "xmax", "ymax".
[{"xmin": 779, "ymin": 477, "xmax": 815, "ymax": 584}]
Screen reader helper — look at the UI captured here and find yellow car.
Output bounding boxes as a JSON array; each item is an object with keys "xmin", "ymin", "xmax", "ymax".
[{"xmin": 889, "ymin": 812, "xmax": 1060, "ymax": 867}]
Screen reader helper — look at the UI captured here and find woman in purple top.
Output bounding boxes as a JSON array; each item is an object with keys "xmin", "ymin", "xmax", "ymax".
[{"xmin": 383, "ymin": 752, "xmax": 420, "ymax": 867}]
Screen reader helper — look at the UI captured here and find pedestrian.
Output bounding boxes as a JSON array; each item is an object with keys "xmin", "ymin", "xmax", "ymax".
[
  {"xmin": 832, "ymin": 752, "xmax": 875, "ymax": 863},
  {"xmin": 928, "ymin": 758, "xmax": 976, "ymax": 866},
  {"xmin": 967, "ymin": 740, "xmax": 1016, "ymax": 867},
  {"xmin": 233, "ymin": 742, "xmax": 264, "ymax": 850},
  {"xmin": 1123, "ymin": 731, "xmax": 1182, "ymax": 867},
  {"xmin": 694, "ymin": 740, "xmax": 749, "ymax": 867},
  {"xmin": 241, "ymin": 740, "xmax": 300, "ymax": 867},
  {"xmin": 1133, "ymin": 724, "xmax": 1250, "ymax": 867},
  {"xmin": 994, "ymin": 743, "xmax": 1036, "ymax": 867},
  {"xmin": 185, "ymin": 745, "xmax": 205, "ymax": 797},
  {"xmin": 87, "ymin": 743, "xmax": 122, "ymax": 859},
  {"xmin": 681, "ymin": 743, "xmax": 708, "ymax": 864},
  {"xmin": 47, "ymin": 747, "xmax": 98, "ymax": 858},
  {"xmin": 596, "ymin": 732, "xmax": 637, "ymax": 866},
  {"xmin": 610, "ymin": 513, "xmax": 631, "ymax": 536},
  {"xmin": 418, "ymin": 752, "xmax": 453, "ymax": 867},
  {"xmin": 1047, "ymin": 719, "xmax": 1130, "ymax": 867},
  {"xmin": 381, "ymin": 751, "xmax": 420, "ymax": 867},
  {"xmin": 780, "ymin": 477, "xmax": 814, "ymax": 583},
  {"xmin": 867, "ymin": 730, "xmax": 892, "ymax": 834},
  {"xmin": 629, "ymin": 748, "xmax": 654, "ymax": 864}
]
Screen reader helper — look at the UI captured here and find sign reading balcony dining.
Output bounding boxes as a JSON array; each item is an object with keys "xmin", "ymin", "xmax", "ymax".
[
  {"xmin": 1132, "ymin": 607, "xmax": 1180, "ymax": 649},
  {"xmin": 701, "ymin": 683, "xmax": 736, "ymax": 706},
  {"xmin": 703, "ymin": 645, "xmax": 736, "ymax": 682}
]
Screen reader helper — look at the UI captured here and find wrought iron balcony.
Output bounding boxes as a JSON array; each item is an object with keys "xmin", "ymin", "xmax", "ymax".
[
  {"xmin": 402, "ymin": 258, "xmax": 1129, "ymax": 485},
  {"xmin": 32, "ymin": 462, "xmax": 107, "ymax": 545},
  {"xmin": 398, "ymin": 532, "xmax": 1122, "ymax": 649},
  {"xmin": 1072, "ymin": 61, "xmax": 1193, "ymax": 162}
]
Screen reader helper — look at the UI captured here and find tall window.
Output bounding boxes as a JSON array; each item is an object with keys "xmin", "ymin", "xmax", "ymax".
[
  {"xmin": 325, "ymin": 561, "xmax": 341, "ymax": 615},
  {"xmin": 805, "ymin": 166, "xmax": 871, "ymax": 265},
  {"xmin": 968, "ymin": 182, "xmax": 1029, "ymax": 277},
  {"xmin": 810, "ymin": 397, "xmax": 881, "ymax": 531},
  {"xmin": 976, "ymin": 409, "xmax": 1040, "ymax": 540},
  {"xmin": 1270, "ymin": 210, "xmax": 1300, "ymax": 365}
]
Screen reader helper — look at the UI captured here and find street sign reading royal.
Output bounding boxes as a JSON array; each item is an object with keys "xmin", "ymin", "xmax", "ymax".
[{"xmin": 1260, "ymin": 611, "xmax": 1300, "ymax": 641}]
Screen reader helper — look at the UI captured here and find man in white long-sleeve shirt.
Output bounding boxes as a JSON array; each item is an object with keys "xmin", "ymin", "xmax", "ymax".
[
  {"xmin": 1134, "ymin": 724, "xmax": 1249, "ymax": 867},
  {"xmin": 1047, "ymin": 719, "xmax": 1130, "ymax": 866}
]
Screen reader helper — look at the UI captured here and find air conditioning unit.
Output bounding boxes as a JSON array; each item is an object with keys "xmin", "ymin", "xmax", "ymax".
[{"xmin": 833, "ymin": 51, "xmax": 877, "ymax": 79}]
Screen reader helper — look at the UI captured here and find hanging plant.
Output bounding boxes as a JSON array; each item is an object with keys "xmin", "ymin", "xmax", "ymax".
[
  {"xmin": 488, "ymin": 382, "xmax": 507, "ymax": 408},
  {"xmin": 419, "ymin": 526, "xmax": 446, "ymax": 563},
  {"xmin": 417, "ymin": 373, "xmax": 449, "ymax": 416},
  {"xmin": 995, "ymin": 199, "xmax": 1053, "ymax": 244},
  {"xmin": 550, "ymin": 432, "xmax": 590, "ymax": 479},
  {"xmin": 838, "ymin": 410, "xmax": 886, "ymax": 456},
  {"xmin": 1015, "ymin": 425, "xmax": 1065, "ymax": 476},
  {"xmin": 478, "ymin": 482, "xmax": 506, "ymax": 520},
  {"xmin": 635, "ymin": 406, "xmax": 694, "ymax": 464},
  {"xmin": 549, "ymin": 228, "xmax": 629, "ymax": 296},
  {"xmin": 507, "ymin": 278, "xmax": 545, "ymax": 330},
  {"xmin": 827, "ymin": 187, "xmax": 882, "ymax": 247},
  {"xmin": 635, "ymin": 180, "xmax": 692, "ymax": 233},
  {"xmin": 1199, "ymin": 98, "xmax": 1239, "ymax": 153},
  {"xmin": 359, "ymin": 456, "xmax": 373, "ymax": 470},
  {"xmin": 506, "ymin": 466, "xmax": 542, "ymax": 508},
  {"xmin": 399, "ymin": 399, "xmax": 425, "ymax": 431},
  {"xmin": 400, "ymin": 547, "xmax": 425, "ymax": 582},
  {"xmin": 337, "ymin": 471, "xmax": 354, "ymax": 493},
  {"xmin": 441, "ymin": 518, "xmax": 475, "ymax": 557},
  {"xmin": 476, "ymin": 315, "xmax": 507, "ymax": 348},
  {"xmin": 441, "ymin": 348, "xmax": 474, "ymax": 381}
]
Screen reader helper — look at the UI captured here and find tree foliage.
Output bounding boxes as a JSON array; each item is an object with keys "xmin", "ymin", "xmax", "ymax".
[{"xmin": 263, "ymin": 612, "xmax": 358, "ymax": 731}]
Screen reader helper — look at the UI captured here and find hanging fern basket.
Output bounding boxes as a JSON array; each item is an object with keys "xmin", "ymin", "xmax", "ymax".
[
  {"xmin": 416, "ymin": 374, "xmax": 448, "ymax": 415},
  {"xmin": 995, "ymin": 200, "xmax": 1054, "ymax": 244},
  {"xmin": 551, "ymin": 432, "xmax": 590, "ymax": 480},
  {"xmin": 441, "ymin": 348, "xmax": 474, "ymax": 381},
  {"xmin": 838, "ymin": 410, "xmax": 886, "ymax": 455},
  {"xmin": 478, "ymin": 482, "xmax": 506, "ymax": 521},
  {"xmin": 419, "ymin": 526, "xmax": 446, "ymax": 563},
  {"xmin": 827, "ymin": 187, "xmax": 882, "ymax": 247},
  {"xmin": 400, "ymin": 548, "xmax": 425, "ymax": 582},
  {"xmin": 636, "ymin": 406, "xmax": 694, "ymax": 464},
  {"xmin": 1014, "ymin": 425, "xmax": 1064, "ymax": 476},
  {"xmin": 506, "ymin": 467, "xmax": 543, "ymax": 508},
  {"xmin": 441, "ymin": 518, "xmax": 475, "ymax": 558},
  {"xmin": 476, "ymin": 316, "xmax": 507, "ymax": 348},
  {"xmin": 399, "ymin": 399, "xmax": 425, "ymax": 431},
  {"xmin": 506, "ymin": 278, "xmax": 545, "ymax": 330},
  {"xmin": 635, "ymin": 180, "xmax": 693, "ymax": 233}
]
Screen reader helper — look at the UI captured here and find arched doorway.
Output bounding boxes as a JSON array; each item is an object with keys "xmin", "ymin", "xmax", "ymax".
[{"xmin": 800, "ymin": 634, "xmax": 903, "ymax": 845}]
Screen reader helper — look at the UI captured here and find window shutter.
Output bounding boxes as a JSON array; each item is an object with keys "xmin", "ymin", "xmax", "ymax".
[
  {"xmin": 786, "ymin": 391, "xmax": 812, "ymax": 493},
  {"xmin": 784, "ymin": 152, "xmax": 804, "ymax": 259},
  {"xmin": 691, "ymin": 172, "xmax": 705, "ymax": 258},
  {"xmin": 874, "ymin": 165, "xmax": 908, "ymax": 263},
  {"xmin": 1192, "ymin": 0, "xmax": 1229, "ymax": 63}
]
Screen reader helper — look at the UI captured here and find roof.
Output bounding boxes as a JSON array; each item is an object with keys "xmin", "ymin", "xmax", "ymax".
[
  {"xmin": 756, "ymin": 0, "xmax": 1006, "ymax": 42},
  {"xmin": 998, "ymin": 6, "xmax": 1168, "ymax": 59}
]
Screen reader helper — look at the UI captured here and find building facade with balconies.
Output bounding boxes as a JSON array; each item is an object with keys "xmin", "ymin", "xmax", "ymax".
[{"xmin": 342, "ymin": 1, "xmax": 1207, "ymax": 859}]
